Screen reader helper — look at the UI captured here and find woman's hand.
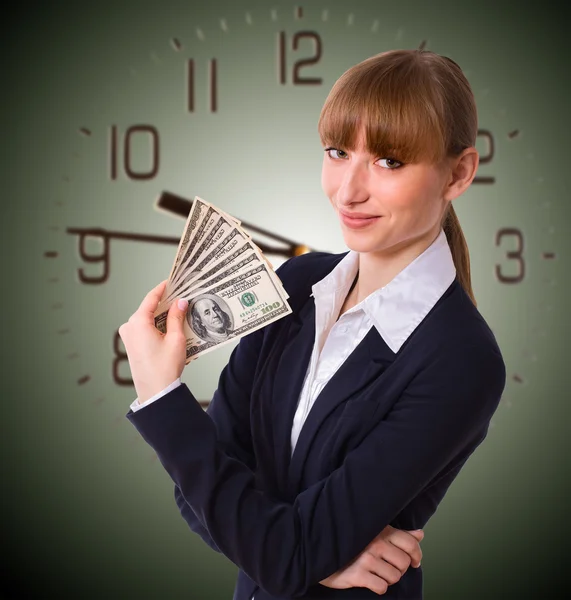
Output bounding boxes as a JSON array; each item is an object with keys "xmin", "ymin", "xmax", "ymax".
[
  {"xmin": 319, "ymin": 526, "xmax": 424, "ymax": 596},
  {"xmin": 118, "ymin": 280, "xmax": 190, "ymax": 403}
]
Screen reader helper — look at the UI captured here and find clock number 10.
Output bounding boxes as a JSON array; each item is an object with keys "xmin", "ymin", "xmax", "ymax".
[{"xmin": 110, "ymin": 125, "xmax": 160, "ymax": 180}]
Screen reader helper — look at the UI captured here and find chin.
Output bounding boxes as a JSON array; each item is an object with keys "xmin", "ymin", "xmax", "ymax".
[{"xmin": 341, "ymin": 232, "xmax": 382, "ymax": 254}]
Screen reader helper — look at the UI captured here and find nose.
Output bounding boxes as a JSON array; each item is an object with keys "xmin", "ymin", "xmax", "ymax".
[{"xmin": 336, "ymin": 161, "xmax": 370, "ymax": 207}]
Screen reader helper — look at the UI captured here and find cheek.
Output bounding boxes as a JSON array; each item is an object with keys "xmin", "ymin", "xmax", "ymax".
[
  {"xmin": 381, "ymin": 177, "xmax": 432, "ymax": 212},
  {"xmin": 321, "ymin": 162, "xmax": 336, "ymax": 197}
]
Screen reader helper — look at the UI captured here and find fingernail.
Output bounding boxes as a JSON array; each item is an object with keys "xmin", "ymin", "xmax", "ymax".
[{"xmin": 177, "ymin": 298, "xmax": 188, "ymax": 310}]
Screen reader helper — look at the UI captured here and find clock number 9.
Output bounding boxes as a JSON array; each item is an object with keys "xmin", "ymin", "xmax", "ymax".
[
  {"xmin": 495, "ymin": 228, "xmax": 524, "ymax": 283},
  {"xmin": 278, "ymin": 31, "xmax": 322, "ymax": 85}
]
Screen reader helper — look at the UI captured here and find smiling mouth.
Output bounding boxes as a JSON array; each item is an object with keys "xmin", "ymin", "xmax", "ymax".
[{"xmin": 339, "ymin": 212, "xmax": 382, "ymax": 229}]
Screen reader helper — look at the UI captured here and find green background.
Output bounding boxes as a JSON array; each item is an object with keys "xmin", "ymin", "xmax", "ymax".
[{"xmin": 1, "ymin": 0, "xmax": 568, "ymax": 598}]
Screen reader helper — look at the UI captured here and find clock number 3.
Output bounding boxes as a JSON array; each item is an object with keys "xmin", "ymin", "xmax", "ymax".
[{"xmin": 496, "ymin": 228, "xmax": 524, "ymax": 283}]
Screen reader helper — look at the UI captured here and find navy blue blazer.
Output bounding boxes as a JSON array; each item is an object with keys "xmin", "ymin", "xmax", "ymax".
[{"xmin": 126, "ymin": 250, "xmax": 506, "ymax": 600}]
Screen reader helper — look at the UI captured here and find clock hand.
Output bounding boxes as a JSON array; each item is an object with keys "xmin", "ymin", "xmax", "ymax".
[
  {"xmin": 156, "ymin": 190, "xmax": 323, "ymax": 258},
  {"xmin": 66, "ymin": 227, "xmax": 180, "ymax": 284}
]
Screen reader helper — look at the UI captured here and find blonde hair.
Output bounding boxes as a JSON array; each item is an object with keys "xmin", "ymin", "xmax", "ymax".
[{"xmin": 318, "ymin": 49, "xmax": 477, "ymax": 306}]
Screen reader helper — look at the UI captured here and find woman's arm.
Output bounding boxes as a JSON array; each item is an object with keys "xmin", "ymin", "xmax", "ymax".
[
  {"xmin": 172, "ymin": 321, "xmax": 266, "ymax": 552},
  {"xmin": 126, "ymin": 341, "xmax": 506, "ymax": 597},
  {"xmin": 129, "ymin": 258, "xmax": 296, "ymax": 552}
]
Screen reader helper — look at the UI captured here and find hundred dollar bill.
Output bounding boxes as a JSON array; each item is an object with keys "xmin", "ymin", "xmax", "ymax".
[
  {"xmin": 162, "ymin": 240, "xmax": 289, "ymax": 312},
  {"xmin": 161, "ymin": 237, "xmax": 259, "ymax": 307},
  {"xmin": 169, "ymin": 212, "xmax": 250, "ymax": 291},
  {"xmin": 167, "ymin": 204, "xmax": 220, "ymax": 293},
  {"xmin": 154, "ymin": 262, "xmax": 292, "ymax": 362},
  {"xmin": 166, "ymin": 196, "xmax": 210, "ymax": 284}
]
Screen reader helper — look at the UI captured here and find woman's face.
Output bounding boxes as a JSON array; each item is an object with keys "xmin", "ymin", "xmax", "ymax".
[{"xmin": 321, "ymin": 126, "xmax": 452, "ymax": 256}]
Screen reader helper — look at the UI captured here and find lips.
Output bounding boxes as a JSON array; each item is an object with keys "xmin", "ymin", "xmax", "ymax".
[
  {"xmin": 339, "ymin": 209, "xmax": 380, "ymax": 219},
  {"xmin": 339, "ymin": 210, "xmax": 382, "ymax": 230}
]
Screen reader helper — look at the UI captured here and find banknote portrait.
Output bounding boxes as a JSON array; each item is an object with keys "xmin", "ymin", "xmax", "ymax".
[{"xmin": 188, "ymin": 293, "xmax": 234, "ymax": 343}]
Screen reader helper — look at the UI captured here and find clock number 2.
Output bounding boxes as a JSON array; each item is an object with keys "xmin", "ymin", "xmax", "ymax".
[
  {"xmin": 278, "ymin": 31, "xmax": 323, "ymax": 85},
  {"xmin": 495, "ymin": 228, "xmax": 524, "ymax": 283}
]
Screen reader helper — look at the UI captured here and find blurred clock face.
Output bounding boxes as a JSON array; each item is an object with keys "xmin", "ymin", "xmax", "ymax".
[
  {"xmin": 6, "ymin": 1, "xmax": 565, "ymax": 597},
  {"xmin": 37, "ymin": 2, "xmax": 558, "ymax": 410}
]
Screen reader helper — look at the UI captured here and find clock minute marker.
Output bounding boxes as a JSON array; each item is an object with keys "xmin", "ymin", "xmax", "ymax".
[
  {"xmin": 371, "ymin": 20, "xmax": 379, "ymax": 33},
  {"xmin": 79, "ymin": 128, "xmax": 91, "ymax": 136},
  {"xmin": 170, "ymin": 38, "xmax": 182, "ymax": 52},
  {"xmin": 44, "ymin": 251, "xmax": 58, "ymax": 258},
  {"xmin": 220, "ymin": 19, "xmax": 228, "ymax": 33},
  {"xmin": 78, "ymin": 375, "xmax": 91, "ymax": 385},
  {"xmin": 295, "ymin": 6, "xmax": 303, "ymax": 20}
]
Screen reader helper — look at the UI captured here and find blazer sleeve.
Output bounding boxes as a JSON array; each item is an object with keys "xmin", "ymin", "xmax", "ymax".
[
  {"xmin": 168, "ymin": 256, "xmax": 298, "ymax": 554},
  {"xmin": 126, "ymin": 336, "xmax": 506, "ymax": 598}
]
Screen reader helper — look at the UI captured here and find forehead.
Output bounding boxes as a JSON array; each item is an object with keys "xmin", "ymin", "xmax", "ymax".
[{"xmin": 195, "ymin": 298, "xmax": 215, "ymax": 309}]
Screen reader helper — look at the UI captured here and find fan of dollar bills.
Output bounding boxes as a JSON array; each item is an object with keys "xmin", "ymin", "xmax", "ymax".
[{"xmin": 153, "ymin": 196, "xmax": 293, "ymax": 363}]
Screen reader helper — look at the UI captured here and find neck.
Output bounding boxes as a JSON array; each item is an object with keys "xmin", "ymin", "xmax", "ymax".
[{"xmin": 353, "ymin": 225, "xmax": 441, "ymax": 304}]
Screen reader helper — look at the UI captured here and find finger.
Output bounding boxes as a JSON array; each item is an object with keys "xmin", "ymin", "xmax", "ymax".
[
  {"xmin": 137, "ymin": 280, "xmax": 168, "ymax": 322},
  {"xmin": 359, "ymin": 571, "xmax": 389, "ymax": 596},
  {"xmin": 369, "ymin": 543, "xmax": 411, "ymax": 575},
  {"xmin": 165, "ymin": 297, "xmax": 188, "ymax": 336},
  {"xmin": 387, "ymin": 534, "xmax": 422, "ymax": 568}
]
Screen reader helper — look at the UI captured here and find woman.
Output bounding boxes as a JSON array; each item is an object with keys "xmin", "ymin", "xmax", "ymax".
[{"xmin": 121, "ymin": 49, "xmax": 506, "ymax": 599}]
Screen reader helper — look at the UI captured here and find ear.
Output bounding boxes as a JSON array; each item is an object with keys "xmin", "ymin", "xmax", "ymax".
[{"xmin": 443, "ymin": 147, "xmax": 479, "ymax": 202}]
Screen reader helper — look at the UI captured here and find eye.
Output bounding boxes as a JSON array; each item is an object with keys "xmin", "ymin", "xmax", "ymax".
[
  {"xmin": 324, "ymin": 147, "xmax": 348, "ymax": 160},
  {"xmin": 376, "ymin": 157, "xmax": 403, "ymax": 170}
]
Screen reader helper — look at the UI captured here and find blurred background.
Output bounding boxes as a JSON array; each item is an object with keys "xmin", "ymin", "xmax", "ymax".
[{"xmin": 1, "ymin": 0, "xmax": 569, "ymax": 598}]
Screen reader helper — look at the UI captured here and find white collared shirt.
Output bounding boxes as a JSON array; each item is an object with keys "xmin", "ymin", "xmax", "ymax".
[
  {"xmin": 289, "ymin": 227, "xmax": 456, "ymax": 455},
  {"xmin": 129, "ymin": 228, "xmax": 456, "ymax": 600}
]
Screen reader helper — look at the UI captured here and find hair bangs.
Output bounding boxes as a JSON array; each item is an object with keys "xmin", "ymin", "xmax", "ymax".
[{"xmin": 318, "ymin": 56, "xmax": 448, "ymax": 165}]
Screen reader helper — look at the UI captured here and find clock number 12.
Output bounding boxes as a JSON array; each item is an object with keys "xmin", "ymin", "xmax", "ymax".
[{"xmin": 278, "ymin": 31, "xmax": 323, "ymax": 85}]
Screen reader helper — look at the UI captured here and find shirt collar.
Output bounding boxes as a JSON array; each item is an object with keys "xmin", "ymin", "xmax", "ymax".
[{"xmin": 311, "ymin": 228, "xmax": 457, "ymax": 353}]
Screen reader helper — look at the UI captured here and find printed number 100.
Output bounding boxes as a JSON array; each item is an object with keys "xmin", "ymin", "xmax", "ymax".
[{"xmin": 262, "ymin": 302, "xmax": 282, "ymax": 314}]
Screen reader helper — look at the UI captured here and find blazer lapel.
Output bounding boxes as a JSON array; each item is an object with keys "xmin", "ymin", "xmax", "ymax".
[
  {"xmin": 271, "ymin": 297, "xmax": 317, "ymax": 493},
  {"xmin": 286, "ymin": 325, "xmax": 397, "ymax": 497}
]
